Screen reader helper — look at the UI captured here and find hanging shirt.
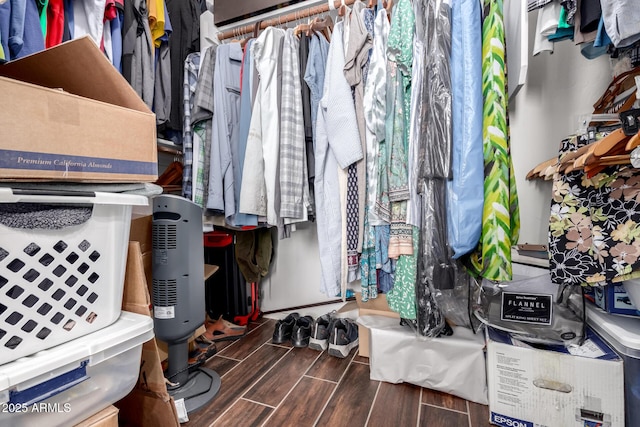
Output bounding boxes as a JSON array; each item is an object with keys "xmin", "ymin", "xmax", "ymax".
[
  {"xmin": 0, "ymin": 2, "xmax": 11, "ymax": 59},
  {"xmin": 181, "ymin": 51, "xmax": 201, "ymax": 201},
  {"xmin": 153, "ymin": 0, "xmax": 171, "ymax": 125},
  {"xmin": 315, "ymin": 21, "xmax": 364, "ymax": 297},
  {"xmin": 207, "ymin": 42, "xmax": 242, "ymax": 220},
  {"xmin": 240, "ymin": 27, "xmax": 285, "ymax": 225},
  {"xmin": 200, "ymin": 9, "xmax": 215, "ymax": 54},
  {"xmin": 386, "ymin": 0, "xmax": 414, "ymax": 259},
  {"xmin": 279, "ymin": 29, "xmax": 309, "ymax": 221},
  {"xmin": 601, "ymin": 0, "xmax": 640, "ymax": 48},
  {"xmin": 73, "ymin": 0, "xmax": 106, "ymax": 46},
  {"xmin": 122, "ymin": 0, "xmax": 153, "ymax": 108},
  {"xmin": 447, "ymin": 0, "xmax": 484, "ymax": 258},
  {"xmin": 192, "ymin": 48, "xmax": 215, "ymax": 207},
  {"xmin": 110, "ymin": 0, "xmax": 123, "ymax": 71},
  {"xmin": 363, "ymin": 8, "xmax": 389, "ymax": 228},
  {"xmin": 148, "ymin": 0, "xmax": 164, "ymax": 48},
  {"xmin": 8, "ymin": 0, "xmax": 27, "ymax": 58},
  {"xmin": 166, "ymin": 0, "xmax": 200, "ymax": 133},
  {"xmin": 469, "ymin": 0, "xmax": 520, "ymax": 282},
  {"xmin": 299, "ymin": 33, "xmax": 315, "ymax": 220},
  {"xmin": 229, "ymin": 40, "xmax": 258, "ymax": 227},
  {"xmin": 344, "ymin": 1, "xmax": 372, "ymax": 255}
]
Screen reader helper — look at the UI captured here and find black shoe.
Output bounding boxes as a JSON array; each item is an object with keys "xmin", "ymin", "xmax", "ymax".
[
  {"xmin": 308, "ymin": 311, "xmax": 337, "ymax": 351},
  {"xmin": 328, "ymin": 318, "xmax": 359, "ymax": 358},
  {"xmin": 272, "ymin": 313, "xmax": 300, "ymax": 344},
  {"xmin": 291, "ymin": 316, "xmax": 314, "ymax": 347}
]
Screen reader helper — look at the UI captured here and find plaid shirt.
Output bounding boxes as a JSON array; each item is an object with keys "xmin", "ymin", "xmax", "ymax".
[
  {"xmin": 191, "ymin": 46, "xmax": 217, "ymax": 207},
  {"xmin": 279, "ymin": 29, "xmax": 308, "ymax": 219},
  {"xmin": 181, "ymin": 52, "xmax": 201, "ymax": 200}
]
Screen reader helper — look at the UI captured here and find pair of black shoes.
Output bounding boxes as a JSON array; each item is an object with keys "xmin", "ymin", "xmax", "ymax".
[{"xmin": 272, "ymin": 313, "xmax": 314, "ymax": 348}]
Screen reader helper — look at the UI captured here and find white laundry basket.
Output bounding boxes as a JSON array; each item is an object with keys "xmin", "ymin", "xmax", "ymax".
[
  {"xmin": 0, "ymin": 311, "xmax": 154, "ymax": 427},
  {"xmin": 0, "ymin": 188, "xmax": 147, "ymax": 365}
]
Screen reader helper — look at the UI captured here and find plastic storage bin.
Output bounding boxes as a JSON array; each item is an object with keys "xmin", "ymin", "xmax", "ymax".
[
  {"xmin": 0, "ymin": 189, "xmax": 147, "ymax": 365},
  {"xmin": 0, "ymin": 311, "xmax": 153, "ymax": 427},
  {"xmin": 587, "ymin": 304, "xmax": 640, "ymax": 427}
]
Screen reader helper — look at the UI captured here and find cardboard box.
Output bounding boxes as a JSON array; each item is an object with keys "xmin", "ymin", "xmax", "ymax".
[
  {"xmin": 355, "ymin": 293, "xmax": 399, "ymax": 358},
  {"xmin": 585, "ymin": 284, "xmax": 639, "ymax": 317},
  {"xmin": 115, "ymin": 241, "xmax": 180, "ymax": 427},
  {"xmin": 487, "ymin": 327, "xmax": 625, "ymax": 427},
  {"xmin": 73, "ymin": 406, "xmax": 119, "ymax": 427},
  {"xmin": 358, "ymin": 315, "xmax": 488, "ymax": 405},
  {"xmin": 0, "ymin": 37, "xmax": 158, "ymax": 182},
  {"xmin": 587, "ymin": 304, "xmax": 640, "ymax": 426}
]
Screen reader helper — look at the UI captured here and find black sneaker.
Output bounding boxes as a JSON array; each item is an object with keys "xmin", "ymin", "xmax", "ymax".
[
  {"xmin": 272, "ymin": 312, "xmax": 300, "ymax": 344},
  {"xmin": 291, "ymin": 316, "xmax": 314, "ymax": 347},
  {"xmin": 308, "ymin": 311, "xmax": 337, "ymax": 351},
  {"xmin": 328, "ymin": 318, "xmax": 359, "ymax": 358}
]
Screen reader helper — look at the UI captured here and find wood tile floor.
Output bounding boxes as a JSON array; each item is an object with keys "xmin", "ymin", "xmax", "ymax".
[{"xmin": 184, "ymin": 318, "xmax": 494, "ymax": 427}]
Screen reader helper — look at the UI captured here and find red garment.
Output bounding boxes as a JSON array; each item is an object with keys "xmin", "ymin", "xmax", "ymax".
[
  {"xmin": 46, "ymin": 0, "xmax": 64, "ymax": 48},
  {"xmin": 100, "ymin": 0, "xmax": 117, "ymax": 51},
  {"xmin": 104, "ymin": 0, "xmax": 117, "ymax": 21}
]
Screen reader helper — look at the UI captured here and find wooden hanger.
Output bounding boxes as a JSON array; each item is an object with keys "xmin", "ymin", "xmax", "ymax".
[
  {"xmin": 558, "ymin": 143, "xmax": 593, "ymax": 172},
  {"xmin": 294, "ymin": 20, "xmax": 311, "ymax": 37},
  {"xmin": 338, "ymin": 0, "xmax": 347, "ymax": 17},
  {"xmin": 526, "ymin": 157, "xmax": 557, "ymax": 180},
  {"xmin": 367, "ymin": 0, "xmax": 376, "ymax": 8},
  {"xmin": 593, "ymin": 67, "xmax": 640, "ymax": 115},
  {"xmin": 384, "ymin": 0, "xmax": 393, "ymax": 20},
  {"xmin": 589, "ymin": 128, "xmax": 630, "ymax": 160},
  {"xmin": 311, "ymin": 15, "xmax": 333, "ymax": 41},
  {"xmin": 626, "ymin": 132, "xmax": 640, "ymax": 151}
]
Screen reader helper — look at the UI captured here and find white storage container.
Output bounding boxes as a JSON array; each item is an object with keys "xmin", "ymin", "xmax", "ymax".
[
  {"xmin": 587, "ymin": 304, "xmax": 640, "ymax": 427},
  {"xmin": 0, "ymin": 188, "xmax": 147, "ymax": 365},
  {"xmin": 0, "ymin": 311, "xmax": 153, "ymax": 427}
]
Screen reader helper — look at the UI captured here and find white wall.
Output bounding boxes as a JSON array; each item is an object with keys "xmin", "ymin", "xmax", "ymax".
[
  {"xmin": 260, "ymin": 222, "xmax": 332, "ymax": 312},
  {"xmin": 510, "ymin": 10, "xmax": 612, "ymax": 245},
  {"xmin": 261, "ymin": 9, "xmax": 616, "ymax": 312}
]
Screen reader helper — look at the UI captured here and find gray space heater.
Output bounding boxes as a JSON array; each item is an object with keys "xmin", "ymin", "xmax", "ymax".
[{"xmin": 152, "ymin": 194, "xmax": 220, "ymax": 413}]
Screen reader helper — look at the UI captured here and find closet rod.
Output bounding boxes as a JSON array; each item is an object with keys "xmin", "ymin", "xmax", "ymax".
[{"xmin": 217, "ymin": 0, "xmax": 357, "ymax": 41}]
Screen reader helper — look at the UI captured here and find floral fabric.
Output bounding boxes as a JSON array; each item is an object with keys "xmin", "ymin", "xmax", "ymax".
[{"xmin": 549, "ymin": 134, "xmax": 640, "ymax": 285}]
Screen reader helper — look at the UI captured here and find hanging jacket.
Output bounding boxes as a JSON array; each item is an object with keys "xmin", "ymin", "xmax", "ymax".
[{"xmin": 315, "ymin": 21, "xmax": 363, "ymax": 297}]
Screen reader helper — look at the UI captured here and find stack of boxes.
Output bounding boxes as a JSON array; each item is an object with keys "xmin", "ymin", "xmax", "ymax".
[
  {"xmin": 486, "ymin": 258, "xmax": 640, "ymax": 427},
  {"xmin": 0, "ymin": 38, "xmax": 159, "ymax": 426}
]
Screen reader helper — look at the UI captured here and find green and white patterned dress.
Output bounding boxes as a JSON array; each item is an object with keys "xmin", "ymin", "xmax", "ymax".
[{"xmin": 469, "ymin": 0, "xmax": 520, "ymax": 282}]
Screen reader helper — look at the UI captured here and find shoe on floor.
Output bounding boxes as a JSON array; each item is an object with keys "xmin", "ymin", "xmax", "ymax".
[
  {"xmin": 188, "ymin": 336, "xmax": 217, "ymax": 371},
  {"xmin": 203, "ymin": 316, "xmax": 247, "ymax": 341},
  {"xmin": 273, "ymin": 312, "xmax": 300, "ymax": 344},
  {"xmin": 328, "ymin": 318, "xmax": 359, "ymax": 358},
  {"xmin": 291, "ymin": 315, "xmax": 314, "ymax": 348},
  {"xmin": 308, "ymin": 311, "xmax": 337, "ymax": 351}
]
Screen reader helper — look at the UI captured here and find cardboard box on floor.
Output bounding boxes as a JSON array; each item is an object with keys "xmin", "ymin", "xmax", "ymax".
[
  {"xmin": 487, "ymin": 327, "xmax": 624, "ymax": 427},
  {"xmin": 73, "ymin": 405, "xmax": 119, "ymax": 427},
  {"xmin": 355, "ymin": 293, "xmax": 399, "ymax": 358},
  {"xmin": 115, "ymin": 240, "xmax": 180, "ymax": 427},
  {"xmin": 0, "ymin": 37, "xmax": 157, "ymax": 182}
]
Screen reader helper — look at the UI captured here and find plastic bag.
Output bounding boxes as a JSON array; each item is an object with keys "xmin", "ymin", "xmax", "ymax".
[{"xmin": 474, "ymin": 274, "xmax": 585, "ymax": 346}]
